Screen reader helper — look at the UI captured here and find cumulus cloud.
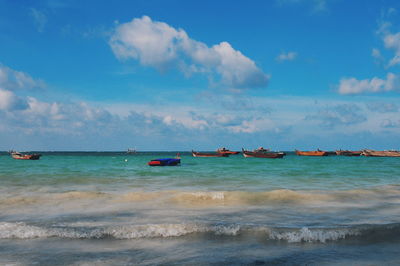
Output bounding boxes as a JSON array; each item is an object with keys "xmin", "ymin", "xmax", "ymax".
[
  {"xmin": 306, "ymin": 104, "xmax": 367, "ymax": 128},
  {"xmin": 30, "ymin": 8, "xmax": 47, "ymax": 33},
  {"xmin": 109, "ymin": 16, "xmax": 269, "ymax": 89},
  {"xmin": 276, "ymin": 51, "xmax": 297, "ymax": 62},
  {"xmin": 338, "ymin": 73, "xmax": 400, "ymax": 95}
]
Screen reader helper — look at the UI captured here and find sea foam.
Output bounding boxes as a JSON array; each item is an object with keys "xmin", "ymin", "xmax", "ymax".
[{"xmin": 1, "ymin": 222, "xmax": 397, "ymax": 243}]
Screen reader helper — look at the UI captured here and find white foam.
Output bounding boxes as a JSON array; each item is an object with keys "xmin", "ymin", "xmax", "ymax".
[
  {"xmin": 0, "ymin": 222, "xmax": 369, "ymax": 242},
  {"xmin": 190, "ymin": 192, "xmax": 225, "ymax": 200},
  {"xmin": 0, "ymin": 222, "xmax": 240, "ymax": 239},
  {"xmin": 269, "ymin": 227, "xmax": 360, "ymax": 243}
]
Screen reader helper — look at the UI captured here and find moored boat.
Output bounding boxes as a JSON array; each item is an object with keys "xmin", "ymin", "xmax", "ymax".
[
  {"xmin": 361, "ymin": 150, "xmax": 400, "ymax": 157},
  {"xmin": 216, "ymin": 147, "xmax": 240, "ymax": 155},
  {"xmin": 336, "ymin": 150, "xmax": 362, "ymax": 156},
  {"xmin": 192, "ymin": 151, "xmax": 229, "ymax": 157},
  {"xmin": 295, "ymin": 150, "xmax": 328, "ymax": 156},
  {"xmin": 148, "ymin": 158, "xmax": 181, "ymax": 166},
  {"xmin": 10, "ymin": 151, "xmax": 41, "ymax": 160},
  {"xmin": 242, "ymin": 148, "xmax": 285, "ymax": 158}
]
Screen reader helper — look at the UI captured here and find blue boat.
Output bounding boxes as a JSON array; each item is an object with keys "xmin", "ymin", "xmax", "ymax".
[{"xmin": 148, "ymin": 158, "xmax": 181, "ymax": 166}]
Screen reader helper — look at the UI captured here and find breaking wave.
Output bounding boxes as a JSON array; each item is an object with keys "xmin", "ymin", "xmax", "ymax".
[{"xmin": 1, "ymin": 222, "xmax": 399, "ymax": 243}]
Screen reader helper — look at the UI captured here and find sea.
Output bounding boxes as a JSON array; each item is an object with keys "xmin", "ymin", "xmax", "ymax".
[{"xmin": 1, "ymin": 151, "xmax": 400, "ymax": 265}]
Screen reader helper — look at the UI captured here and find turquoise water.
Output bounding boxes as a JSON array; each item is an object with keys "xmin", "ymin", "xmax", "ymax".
[{"xmin": 1, "ymin": 152, "xmax": 400, "ymax": 265}]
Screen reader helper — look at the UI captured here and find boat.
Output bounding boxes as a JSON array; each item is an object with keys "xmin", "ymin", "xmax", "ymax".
[
  {"xmin": 10, "ymin": 151, "xmax": 41, "ymax": 160},
  {"xmin": 192, "ymin": 151, "xmax": 229, "ymax": 157},
  {"xmin": 127, "ymin": 148, "xmax": 136, "ymax": 154},
  {"xmin": 336, "ymin": 150, "xmax": 362, "ymax": 156},
  {"xmin": 216, "ymin": 147, "xmax": 240, "ymax": 155},
  {"xmin": 295, "ymin": 150, "xmax": 328, "ymax": 156},
  {"xmin": 242, "ymin": 148, "xmax": 285, "ymax": 158},
  {"xmin": 148, "ymin": 158, "xmax": 181, "ymax": 166},
  {"xmin": 361, "ymin": 150, "xmax": 400, "ymax": 157}
]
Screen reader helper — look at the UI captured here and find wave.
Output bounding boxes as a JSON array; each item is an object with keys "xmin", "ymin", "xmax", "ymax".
[
  {"xmin": 1, "ymin": 187, "xmax": 400, "ymax": 208},
  {"xmin": 1, "ymin": 222, "xmax": 400, "ymax": 243}
]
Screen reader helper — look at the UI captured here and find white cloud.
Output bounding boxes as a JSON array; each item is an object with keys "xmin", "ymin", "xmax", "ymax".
[
  {"xmin": 276, "ymin": 51, "xmax": 297, "ymax": 62},
  {"xmin": 109, "ymin": 16, "xmax": 269, "ymax": 89},
  {"xmin": 0, "ymin": 89, "xmax": 28, "ymax": 111},
  {"xmin": 306, "ymin": 104, "xmax": 367, "ymax": 128},
  {"xmin": 383, "ymin": 31, "xmax": 400, "ymax": 67},
  {"xmin": 30, "ymin": 8, "xmax": 47, "ymax": 33},
  {"xmin": 338, "ymin": 73, "xmax": 400, "ymax": 95},
  {"xmin": 0, "ymin": 64, "xmax": 45, "ymax": 90}
]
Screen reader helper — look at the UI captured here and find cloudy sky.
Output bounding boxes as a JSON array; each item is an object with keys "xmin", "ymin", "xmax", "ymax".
[{"xmin": 0, "ymin": 0, "xmax": 399, "ymax": 151}]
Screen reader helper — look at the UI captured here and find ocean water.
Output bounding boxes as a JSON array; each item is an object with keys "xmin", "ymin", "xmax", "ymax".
[{"xmin": 1, "ymin": 151, "xmax": 400, "ymax": 265}]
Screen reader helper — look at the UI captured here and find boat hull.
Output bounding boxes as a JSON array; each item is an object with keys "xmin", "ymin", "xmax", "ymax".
[
  {"xmin": 192, "ymin": 151, "xmax": 229, "ymax": 157},
  {"xmin": 242, "ymin": 150, "xmax": 285, "ymax": 159},
  {"xmin": 217, "ymin": 151, "xmax": 240, "ymax": 155},
  {"xmin": 295, "ymin": 150, "xmax": 328, "ymax": 156},
  {"xmin": 361, "ymin": 150, "xmax": 400, "ymax": 157},
  {"xmin": 148, "ymin": 158, "xmax": 181, "ymax": 166},
  {"xmin": 336, "ymin": 150, "xmax": 361, "ymax": 156},
  {"xmin": 11, "ymin": 153, "xmax": 41, "ymax": 160}
]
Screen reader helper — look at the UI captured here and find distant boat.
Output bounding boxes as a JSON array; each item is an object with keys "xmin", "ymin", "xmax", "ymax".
[
  {"xmin": 127, "ymin": 148, "xmax": 136, "ymax": 154},
  {"xmin": 336, "ymin": 150, "xmax": 362, "ymax": 156},
  {"xmin": 148, "ymin": 158, "xmax": 181, "ymax": 166},
  {"xmin": 192, "ymin": 150, "xmax": 229, "ymax": 157},
  {"xmin": 295, "ymin": 150, "xmax": 328, "ymax": 156},
  {"xmin": 242, "ymin": 148, "xmax": 285, "ymax": 158},
  {"xmin": 361, "ymin": 150, "xmax": 400, "ymax": 157},
  {"xmin": 10, "ymin": 151, "xmax": 41, "ymax": 160},
  {"xmin": 216, "ymin": 147, "xmax": 240, "ymax": 155}
]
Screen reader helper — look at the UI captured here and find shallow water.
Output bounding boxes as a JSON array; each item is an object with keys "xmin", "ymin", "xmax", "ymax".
[{"xmin": 1, "ymin": 152, "xmax": 400, "ymax": 265}]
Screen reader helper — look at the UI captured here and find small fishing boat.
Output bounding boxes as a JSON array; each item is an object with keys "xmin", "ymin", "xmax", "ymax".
[
  {"xmin": 216, "ymin": 147, "xmax": 240, "ymax": 155},
  {"xmin": 192, "ymin": 151, "xmax": 229, "ymax": 157},
  {"xmin": 148, "ymin": 158, "xmax": 181, "ymax": 166},
  {"xmin": 336, "ymin": 150, "xmax": 362, "ymax": 156},
  {"xmin": 295, "ymin": 150, "xmax": 328, "ymax": 156},
  {"xmin": 361, "ymin": 150, "xmax": 400, "ymax": 157},
  {"xmin": 10, "ymin": 151, "xmax": 41, "ymax": 160},
  {"xmin": 242, "ymin": 148, "xmax": 285, "ymax": 158}
]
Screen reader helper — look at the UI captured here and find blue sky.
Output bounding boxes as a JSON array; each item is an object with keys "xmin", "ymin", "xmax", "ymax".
[{"xmin": 0, "ymin": 0, "xmax": 399, "ymax": 151}]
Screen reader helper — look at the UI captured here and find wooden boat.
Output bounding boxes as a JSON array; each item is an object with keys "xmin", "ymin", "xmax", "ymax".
[
  {"xmin": 11, "ymin": 151, "xmax": 41, "ymax": 160},
  {"xmin": 242, "ymin": 148, "xmax": 285, "ymax": 158},
  {"xmin": 192, "ymin": 151, "xmax": 229, "ymax": 157},
  {"xmin": 295, "ymin": 150, "xmax": 328, "ymax": 156},
  {"xmin": 361, "ymin": 150, "xmax": 400, "ymax": 157},
  {"xmin": 148, "ymin": 158, "xmax": 180, "ymax": 166},
  {"xmin": 336, "ymin": 150, "xmax": 361, "ymax": 156},
  {"xmin": 216, "ymin": 147, "xmax": 240, "ymax": 155}
]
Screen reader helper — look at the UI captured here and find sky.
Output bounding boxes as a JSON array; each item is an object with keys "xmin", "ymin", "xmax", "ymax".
[{"xmin": 0, "ymin": 0, "xmax": 399, "ymax": 151}]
